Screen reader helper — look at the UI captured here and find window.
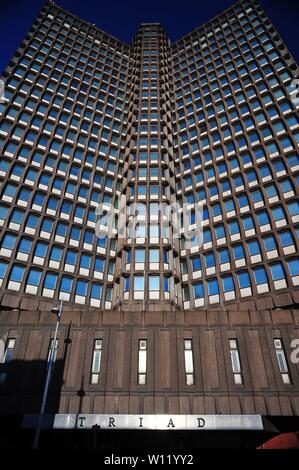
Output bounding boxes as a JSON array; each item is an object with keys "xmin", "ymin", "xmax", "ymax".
[
  {"xmin": 205, "ymin": 252, "xmax": 216, "ymax": 268},
  {"xmin": 242, "ymin": 215, "xmax": 254, "ymax": 231},
  {"xmin": 50, "ymin": 246, "xmax": 63, "ymax": 263},
  {"xmin": 1, "ymin": 233, "xmax": 17, "ymax": 251},
  {"xmin": 272, "ymin": 206, "xmax": 285, "ymax": 222},
  {"xmin": 135, "ymin": 223, "xmax": 146, "ymax": 238},
  {"xmin": 108, "ymin": 261, "xmax": 114, "ymax": 275},
  {"xmin": 0, "ymin": 261, "xmax": 8, "ymax": 283},
  {"xmin": 279, "ymin": 230, "xmax": 294, "ymax": 248},
  {"xmin": 233, "ymin": 245, "xmax": 245, "ymax": 260},
  {"xmin": 193, "ymin": 282, "xmax": 204, "ymax": 299},
  {"xmin": 9, "ymin": 209, "xmax": 25, "ymax": 226},
  {"xmin": 149, "ymin": 275, "xmax": 159, "ymax": 291},
  {"xmin": 237, "ymin": 194, "xmax": 249, "ymax": 209},
  {"xmin": 265, "ymin": 184, "xmax": 278, "ymax": 199},
  {"xmin": 229, "ymin": 339, "xmax": 242, "ymax": 384},
  {"xmin": 256, "ymin": 211, "xmax": 270, "ymax": 226},
  {"xmin": 80, "ymin": 253, "xmax": 92, "ymax": 270},
  {"xmin": 138, "ymin": 339, "xmax": 147, "ymax": 385},
  {"xmin": 263, "ymin": 235, "xmax": 277, "ymax": 252},
  {"xmin": 228, "ymin": 221, "xmax": 239, "ymax": 235},
  {"xmin": 237, "ymin": 271, "xmax": 251, "ymax": 289},
  {"xmin": 2, "ymin": 183, "xmax": 17, "ymax": 199},
  {"xmin": 253, "ymin": 267, "xmax": 268, "ymax": 286},
  {"xmin": 246, "ymin": 169, "xmax": 257, "ymax": 184},
  {"xmin": 135, "ymin": 248, "xmax": 145, "ymax": 263},
  {"xmin": 76, "ymin": 279, "xmax": 88, "ymax": 297},
  {"xmin": 286, "ymin": 153, "xmax": 299, "ymax": 169},
  {"xmin": 44, "ymin": 273, "xmax": 58, "ymax": 290},
  {"xmin": 137, "ymin": 185, "xmax": 147, "ymax": 196},
  {"xmin": 247, "ymin": 239, "xmax": 260, "ymax": 256},
  {"xmin": 212, "ymin": 203, "xmax": 222, "ymax": 217},
  {"xmin": 18, "ymin": 238, "xmax": 32, "ymax": 254},
  {"xmin": 251, "ymin": 189, "xmax": 263, "ymax": 204},
  {"xmin": 40, "ymin": 218, "xmax": 54, "ymax": 236},
  {"xmin": 164, "ymin": 275, "xmax": 170, "ymax": 292},
  {"xmin": 0, "ymin": 338, "xmax": 16, "ymax": 383},
  {"xmin": 0, "ymin": 204, "xmax": 9, "ymax": 222},
  {"xmin": 32, "ymin": 192, "xmax": 46, "ymax": 208},
  {"xmin": 9, "ymin": 265, "xmax": 25, "ymax": 283},
  {"xmin": 287, "ymin": 201, "xmax": 299, "ymax": 218},
  {"xmin": 192, "ymin": 256, "xmax": 201, "ymax": 271},
  {"xmin": 207, "ymin": 278, "xmax": 218, "ymax": 296},
  {"xmin": 47, "ymin": 197, "xmax": 59, "ymax": 212},
  {"xmin": 218, "ymin": 248, "xmax": 230, "ymax": 265},
  {"xmin": 279, "ymin": 178, "xmax": 293, "ymax": 195},
  {"xmin": 215, "ymin": 224, "xmax": 225, "ymax": 239},
  {"xmin": 90, "ymin": 283, "xmax": 102, "ymax": 302},
  {"xmin": 25, "ymin": 168, "xmax": 38, "ymax": 182},
  {"xmin": 222, "ymin": 275, "xmax": 234, "ymax": 292},
  {"xmin": 184, "ymin": 339, "xmax": 194, "ymax": 385},
  {"xmin": 71, "ymin": 226, "xmax": 81, "ymax": 241},
  {"xmin": 94, "ymin": 257, "xmax": 104, "ymax": 274},
  {"xmin": 65, "ymin": 250, "xmax": 77, "ymax": 268},
  {"xmin": 149, "ymin": 248, "xmax": 159, "ymax": 263},
  {"xmin": 287, "ymin": 258, "xmax": 299, "ymax": 278},
  {"xmin": 106, "ymin": 286, "xmax": 112, "ymax": 302},
  {"xmin": 149, "ymin": 223, "xmax": 158, "ymax": 238},
  {"xmin": 134, "ymin": 275, "xmax": 144, "ymax": 291},
  {"xmin": 90, "ymin": 339, "xmax": 102, "ymax": 384},
  {"xmin": 26, "ymin": 268, "xmax": 42, "ymax": 287},
  {"xmin": 274, "ymin": 338, "xmax": 291, "ymax": 384},
  {"xmin": 270, "ymin": 262, "xmax": 285, "ymax": 281},
  {"xmin": 183, "ymin": 285, "xmax": 190, "ymax": 302},
  {"xmin": 60, "ymin": 276, "xmax": 73, "ymax": 294}
]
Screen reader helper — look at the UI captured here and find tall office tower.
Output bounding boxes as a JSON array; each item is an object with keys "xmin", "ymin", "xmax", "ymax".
[{"xmin": 0, "ymin": 0, "xmax": 298, "ymax": 448}]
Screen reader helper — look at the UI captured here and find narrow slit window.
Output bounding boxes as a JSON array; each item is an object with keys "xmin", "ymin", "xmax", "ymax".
[
  {"xmin": 90, "ymin": 339, "xmax": 102, "ymax": 384},
  {"xmin": 138, "ymin": 339, "xmax": 147, "ymax": 385},
  {"xmin": 274, "ymin": 338, "xmax": 291, "ymax": 384},
  {"xmin": 184, "ymin": 339, "xmax": 194, "ymax": 385},
  {"xmin": 229, "ymin": 339, "xmax": 243, "ymax": 384}
]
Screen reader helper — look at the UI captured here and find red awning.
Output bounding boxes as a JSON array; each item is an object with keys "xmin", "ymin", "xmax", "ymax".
[{"xmin": 257, "ymin": 432, "xmax": 299, "ymax": 449}]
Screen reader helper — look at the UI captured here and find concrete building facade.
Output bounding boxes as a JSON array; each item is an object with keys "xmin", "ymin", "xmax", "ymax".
[{"xmin": 0, "ymin": 0, "xmax": 298, "ymax": 448}]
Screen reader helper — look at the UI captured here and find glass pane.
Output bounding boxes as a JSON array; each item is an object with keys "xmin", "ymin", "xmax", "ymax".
[
  {"xmin": 138, "ymin": 374, "xmax": 146, "ymax": 385},
  {"xmin": 92, "ymin": 351, "xmax": 101, "ymax": 374},
  {"xmin": 134, "ymin": 276, "xmax": 144, "ymax": 291},
  {"xmin": 138, "ymin": 350, "xmax": 147, "ymax": 374},
  {"xmin": 234, "ymin": 373, "xmax": 242, "ymax": 385},
  {"xmin": 186, "ymin": 374, "xmax": 194, "ymax": 385},
  {"xmin": 184, "ymin": 350, "xmax": 194, "ymax": 374},
  {"xmin": 230, "ymin": 350, "xmax": 241, "ymax": 373},
  {"xmin": 276, "ymin": 350, "xmax": 288, "ymax": 373},
  {"xmin": 149, "ymin": 276, "xmax": 159, "ymax": 291}
]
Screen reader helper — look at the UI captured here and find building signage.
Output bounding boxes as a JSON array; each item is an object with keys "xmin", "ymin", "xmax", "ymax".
[{"xmin": 23, "ymin": 414, "xmax": 264, "ymax": 431}]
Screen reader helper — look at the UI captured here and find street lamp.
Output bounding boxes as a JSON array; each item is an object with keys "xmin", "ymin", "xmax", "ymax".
[{"xmin": 33, "ymin": 300, "xmax": 63, "ymax": 449}]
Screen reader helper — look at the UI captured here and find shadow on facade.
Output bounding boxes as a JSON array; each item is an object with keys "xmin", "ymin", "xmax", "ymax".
[
  {"xmin": 0, "ymin": 357, "xmax": 65, "ymax": 448},
  {"xmin": 0, "ymin": 357, "xmax": 273, "ymax": 450},
  {"xmin": 0, "ymin": 357, "xmax": 65, "ymax": 414},
  {"xmin": 0, "ymin": 328, "xmax": 72, "ymax": 448},
  {"xmin": 0, "ymin": 329, "xmax": 298, "ymax": 449}
]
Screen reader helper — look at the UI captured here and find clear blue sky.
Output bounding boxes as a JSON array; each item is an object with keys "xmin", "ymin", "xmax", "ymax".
[{"xmin": 0, "ymin": 0, "xmax": 298, "ymax": 74}]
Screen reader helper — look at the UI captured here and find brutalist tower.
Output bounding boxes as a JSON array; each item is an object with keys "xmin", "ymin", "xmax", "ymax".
[{"xmin": 0, "ymin": 0, "xmax": 298, "ymax": 448}]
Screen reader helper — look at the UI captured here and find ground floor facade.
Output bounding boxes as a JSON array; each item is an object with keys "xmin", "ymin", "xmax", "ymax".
[{"xmin": 0, "ymin": 305, "xmax": 298, "ymax": 448}]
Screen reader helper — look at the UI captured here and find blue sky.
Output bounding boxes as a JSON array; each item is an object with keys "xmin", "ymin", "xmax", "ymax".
[{"xmin": 0, "ymin": 0, "xmax": 298, "ymax": 73}]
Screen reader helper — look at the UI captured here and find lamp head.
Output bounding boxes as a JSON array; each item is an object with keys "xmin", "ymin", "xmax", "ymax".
[{"xmin": 51, "ymin": 306, "xmax": 60, "ymax": 316}]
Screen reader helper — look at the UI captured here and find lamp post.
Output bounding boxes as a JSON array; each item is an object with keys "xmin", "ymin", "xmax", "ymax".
[{"xmin": 33, "ymin": 300, "xmax": 63, "ymax": 449}]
